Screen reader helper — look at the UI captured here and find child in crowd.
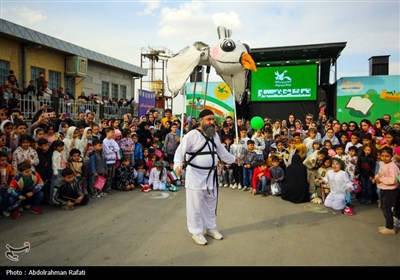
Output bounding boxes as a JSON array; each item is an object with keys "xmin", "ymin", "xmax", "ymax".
[
  {"xmin": 148, "ymin": 161, "xmax": 167, "ymax": 191},
  {"xmin": 230, "ymin": 136, "xmax": 244, "ymax": 189},
  {"xmin": 133, "ymin": 134, "xmax": 143, "ymax": 164},
  {"xmin": 89, "ymin": 139, "xmax": 107, "ymax": 198},
  {"xmin": 68, "ymin": 149, "xmax": 86, "ymax": 193},
  {"xmin": 63, "ymin": 126, "xmax": 82, "ymax": 158},
  {"xmin": 51, "ymin": 140, "xmax": 67, "ymax": 196},
  {"xmin": 251, "ymin": 160, "xmax": 270, "ymax": 196},
  {"xmin": 345, "ymin": 132, "xmax": 362, "ymax": 154},
  {"xmin": 323, "ymin": 139, "xmax": 336, "ymax": 157},
  {"xmin": 345, "ymin": 146, "xmax": 358, "ymax": 180},
  {"xmin": 55, "ymin": 168, "xmax": 89, "ymax": 211},
  {"xmin": 102, "ymin": 127, "xmax": 121, "ymax": 193},
  {"xmin": 315, "ymin": 157, "xmax": 332, "ymax": 202},
  {"xmin": 241, "ymin": 140, "xmax": 258, "ymax": 192},
  {"xmin": 150, "ymin": 139, "xmax": 164, "ymax": 161},
  {"xmin": 267, "ymin": 146, "xmax": 277, "ymax": 167},
  {"xmin": 35, "ymin": 139, "xmax": 53, "ymax": 202},
  {"xmin": 374, "ymin": 147, "xmax": 399, "ymax": 235},
  {"xmin": 303, "ymin": 149, "xmax": 328, "ymax": 195},
  {"xmin": 12, "ymin": 135, "xmax": 39, "ymax": 171},
  {"xmin": 91, "ymin": 124, "xmax": 101, "ymax": 140},
  {"xmin": 119, "ymin": 128, "xmax": 135, "ymax": 166},
  {"xmin": 318, "ymin": 158, "xmax": 354, "ymax": 214},
  {"xmin": 79, "ymin": 127, "xmax": 94, "ymax": 158},
  {"xmin": 307, "ymin": 139, "xmax": 321, "ymax": 157},
  {"xmin": 59, "ymin": 121, "xmax": 69, "ymax": 139},
  {"xmin": 115, "ymin": 156, "xmax": 136, "ymax": 191},
  {"xmin": 334, "ymin": 144, "xmax": 347, "ymax": 161},
  {"xmin": 163, "ymin": 122, "xmax": 180, "ymax": 163},
  {"xmin": 355, "ymin": 144, "xmax": 377, "ymax": 205},
  {"xmin": 269, "ymin": 156, "xmax": 285, "ymax": 195},
  {"xmin": 135, "ymin": 159, "xmax": 149, "ymax": 187},
  {"xmin": 10, "ymin": 121, "xmax": 28, "ymax": 152},
  {"xmin": 0, "ymin": 151, "xmax": 15, "ymax": 215},
  {"xmin": 8, "ymin": 162, "xmax": 44, "ymax": 219},
  {"xmin": 251, "ymin": 129, "xmax": 265, "ymax": 160},
  {"xmin": 293, "ymin": 132, "xmax": 307, "ymax": 160},
  {"xmin": 303, "ymin": 128, "xmax": 318, "ymax": 155},
  {"xmin": 0, "ymin": 132, "xmax": 11, "ymax": 161},
  {"xmin": 284, "ymin": 138, "xmax": 297, "ymax": 167}
]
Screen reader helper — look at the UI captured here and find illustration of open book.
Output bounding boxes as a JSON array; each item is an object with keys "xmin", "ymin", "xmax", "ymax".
[{"xmin": 345, "ymin": 96, "xmax": 373, "ymax": 115}]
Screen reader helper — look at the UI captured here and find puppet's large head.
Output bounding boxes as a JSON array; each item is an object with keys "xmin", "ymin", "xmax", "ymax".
[
  {"xmin": 210, "ymin": 26, "xmax": 256, "ymax": 76},
  {"xmin": 166, "ymin": 26, "xmax": 257, "ymax": 104}
]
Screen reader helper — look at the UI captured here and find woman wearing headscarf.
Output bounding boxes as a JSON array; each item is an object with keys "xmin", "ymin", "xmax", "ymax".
[{"xmin": 281, "ymin": 154, "xmax": 310, "ymax": 203}]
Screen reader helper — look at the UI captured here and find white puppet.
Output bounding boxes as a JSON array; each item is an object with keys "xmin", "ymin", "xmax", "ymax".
[{"xmin": 166, "ymin": 26, "xmax": 257, "ymax": 104}]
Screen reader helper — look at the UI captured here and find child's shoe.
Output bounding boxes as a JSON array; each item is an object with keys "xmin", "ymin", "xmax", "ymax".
[
  {"xmin": 342, "ymin": 206, "xmax": 353, "ymax": 216},
  {"xmin": 61, "ymin": 205, "xmax": 74, "ymax": 211},
  {"xmin": 31, "ymin": 207, "xmax": 42, "ymax": 215},
  {"xmin": 11, "ymin": 210, "xmax": 21, "ymax": 219}
]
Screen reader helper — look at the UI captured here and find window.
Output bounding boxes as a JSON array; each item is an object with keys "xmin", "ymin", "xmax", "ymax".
[
  {"xmin": 48, "ymin": 70, "xmax": 61, "ymax": 90},
  {"xmin": 0, "ymin": 60, "xmax": 10, "ymax": 84},
  {"xmin": 112, "ymin": 83, "xmax": 118, "ymax": 100},
  {"xmin": 102, "ymin": 81, "xmax": 110, "ymax": 97},
  {"xmin": 31, "ymin": 66, "xmax": 45, "ymax": 81},
  {"xmin": 65, "ymin": 76, "xmax": 75, "ymax": 96},
  {"xmin": 120, "ymin": 85, "xmax": 127, "ymax": 99}
]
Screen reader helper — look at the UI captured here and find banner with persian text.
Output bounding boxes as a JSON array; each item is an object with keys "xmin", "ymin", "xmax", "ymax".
[{"xmin": 138, "ymin": 89, "xmax": 155, "ymax": 118}]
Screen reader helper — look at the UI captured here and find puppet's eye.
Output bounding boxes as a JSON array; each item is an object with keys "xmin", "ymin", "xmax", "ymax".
[{"xmin": 220, "ymin": 39, "xmax": 235, "ymax": 52}]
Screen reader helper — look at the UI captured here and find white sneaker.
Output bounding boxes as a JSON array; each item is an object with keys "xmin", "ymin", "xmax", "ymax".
[
  {"xmin": 231, "ymin": 183, "xmax": 237, "ymax": 189},
  {"xmin": 394, "ymin": 216, "xmax": 400, "ymax": 228},
  {"xmin": 218, "ymin": 184, "xmax": 223, "ymax": 188},
  {"xmin": 241, "ymin": 186, "xmax": 248, "ymax": 192},
  {"xmin": 205, "ymin": 229, "xmax": 223, "ymax": 240},
  {"xmin": 192, "ymin": 234, "xmax": 207, "ymax": 245},
  {"xmin": 223, "ymin": 184, "xmax": 229, "ymax": 188},
  {"xmin": 238, "ymin": 184, "xmax": 242, "ymax": 190}
]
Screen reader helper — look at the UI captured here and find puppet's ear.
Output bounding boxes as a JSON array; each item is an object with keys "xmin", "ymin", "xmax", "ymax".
[
  {"xmin": 217, "ymin": 26, "xmax": 232, "ymax": 39},
  {"xmin": 166, "ymin": 45, "xmax": 203, "ymax": 96}
]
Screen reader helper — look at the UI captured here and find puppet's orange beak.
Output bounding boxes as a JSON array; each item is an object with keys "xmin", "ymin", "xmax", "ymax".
[{"xmin": 241, "ymin": 52, "xmax": 257, "ymax": 72}]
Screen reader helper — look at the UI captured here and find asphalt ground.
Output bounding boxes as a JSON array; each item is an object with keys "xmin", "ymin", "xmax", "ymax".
[{"xmin": 0, "ymin": 186, "xmax": 399, "ymax": 266}]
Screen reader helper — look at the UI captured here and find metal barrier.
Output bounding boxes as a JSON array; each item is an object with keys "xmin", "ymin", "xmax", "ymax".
[{"xmin": 18, "ymin": 95, "xmax": 137, "ymax": 120}]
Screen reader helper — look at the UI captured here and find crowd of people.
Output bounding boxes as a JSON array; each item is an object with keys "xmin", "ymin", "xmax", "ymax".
[{"xmin": 0, "ymin": 92, "xmax": 398, "ymax": 236}]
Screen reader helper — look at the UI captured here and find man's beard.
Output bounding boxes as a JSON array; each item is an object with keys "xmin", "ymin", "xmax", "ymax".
[{"xmin": 201, "ymin": 123, "xmax": 215, "ymax": 139}]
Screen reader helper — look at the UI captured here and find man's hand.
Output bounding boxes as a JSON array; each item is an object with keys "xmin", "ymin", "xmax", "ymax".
[
  {"xmin": 75, "ymin": 196, "xmax": 83, "ymax": 204},
  {"xmin": 26, "ymin": 192, "xmax": 33, "ymax": 197},
  {"xmin": 174, "ymin": 166, "xmax": 182, "ymax": 177}
]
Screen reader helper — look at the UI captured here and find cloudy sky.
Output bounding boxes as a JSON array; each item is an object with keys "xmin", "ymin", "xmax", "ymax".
[{"xmin": 1, "ymin": 0, "xmax": 399, "ymax": 99}]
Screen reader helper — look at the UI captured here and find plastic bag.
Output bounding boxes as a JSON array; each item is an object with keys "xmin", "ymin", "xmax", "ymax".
[{"xmin": 94, "ymin": 176, "xmax": 106, "ymax": 191}]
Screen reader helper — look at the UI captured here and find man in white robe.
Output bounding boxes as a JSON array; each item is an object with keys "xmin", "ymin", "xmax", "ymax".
[{"xmin": 174, "ymin": 109, "xmax": 236, "ymax": 245}]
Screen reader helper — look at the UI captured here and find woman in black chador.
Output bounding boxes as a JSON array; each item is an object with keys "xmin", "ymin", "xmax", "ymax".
[{"xmin": 281, "ymin": 154, "xmax": 310, "ymax": 203}]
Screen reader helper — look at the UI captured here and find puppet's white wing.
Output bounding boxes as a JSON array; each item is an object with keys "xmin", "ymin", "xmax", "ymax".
[
  {"xmin": 220, "ymin": 70, "xmax": 247, "ymax": 104},
  {"xmin": 166, "ymin": 45, "xmax": 202, "ymax": 97}
]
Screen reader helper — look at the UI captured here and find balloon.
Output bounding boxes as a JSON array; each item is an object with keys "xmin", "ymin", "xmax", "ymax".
[
  {"xmin": 186, "ymin": 116, "xmax": 192, "ymax": 123},
  {"xmin": 250, "ymin": 116, "xmax": 264, "ymax": 130}
]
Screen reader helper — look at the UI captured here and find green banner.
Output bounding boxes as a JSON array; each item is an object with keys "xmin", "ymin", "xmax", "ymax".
[{"xmin": 251, "ymin": 64, "xmax": 317, "ymax": 101}]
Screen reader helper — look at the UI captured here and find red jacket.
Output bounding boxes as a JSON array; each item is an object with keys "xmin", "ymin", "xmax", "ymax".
[{"xmin": 252, "ymin": 166, "xmax": 271, "ymax": 190}]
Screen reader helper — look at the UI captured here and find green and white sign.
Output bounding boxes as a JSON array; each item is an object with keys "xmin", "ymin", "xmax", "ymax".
[{"xmin": 251, "ymin": 64, "xmax": 317, "ymax": 101}]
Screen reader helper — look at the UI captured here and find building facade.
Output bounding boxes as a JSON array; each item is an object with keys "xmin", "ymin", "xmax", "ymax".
[{"xmin": 0, "ymin": 19, "xmax": 146, "ymax": 100}]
